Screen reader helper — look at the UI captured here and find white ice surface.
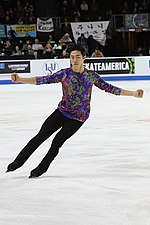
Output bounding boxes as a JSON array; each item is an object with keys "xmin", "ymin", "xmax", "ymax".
[{"xmin": 0, "ymin": 81, "xmax": 150, "ymax": 225}]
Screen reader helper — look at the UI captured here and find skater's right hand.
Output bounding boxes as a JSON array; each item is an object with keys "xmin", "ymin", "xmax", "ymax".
[{"xmin": 11, "ymin": 72, "xmax": 20, "ymax": 82}]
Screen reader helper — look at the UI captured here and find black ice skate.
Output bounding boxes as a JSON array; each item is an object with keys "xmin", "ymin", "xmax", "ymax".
[
  {"xmin": 6, "ymin": 162, "xmax": 20, "ymax": 173},
  {"xmin": 29, "ymin": 168, "xmax": 44, "ymax": 178}
]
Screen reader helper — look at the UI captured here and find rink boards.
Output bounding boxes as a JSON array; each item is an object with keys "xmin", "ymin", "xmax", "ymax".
[{"xmin": 0, "ymin": 56, "xmax": 150, "ymax": 84}]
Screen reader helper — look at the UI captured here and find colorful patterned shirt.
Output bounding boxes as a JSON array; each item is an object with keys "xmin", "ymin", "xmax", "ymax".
[{"xmin": 36, "ymin": 67, "xmax": 121, "ymax": 122}]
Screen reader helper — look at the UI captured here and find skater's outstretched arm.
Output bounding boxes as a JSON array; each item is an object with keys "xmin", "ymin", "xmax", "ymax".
[
  {"xmin": 11, "ymin": 72, "xmax": 36, "ymax": 84},
  {"xmin": 120, "ymin": 89, "xmax": 144, "ymax": 98}
]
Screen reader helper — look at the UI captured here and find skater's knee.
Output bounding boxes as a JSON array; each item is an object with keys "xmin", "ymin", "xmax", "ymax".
[
  {"xmin": 36, "ymin": 130, "xmax": 50, "ymax": 142},
  {"xmin": 51, "ymin": 138, "xmax": 64, "ymax": 150}
]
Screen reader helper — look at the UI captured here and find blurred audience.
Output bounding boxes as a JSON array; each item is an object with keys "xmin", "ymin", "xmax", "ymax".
[{"xmin": 0, "ymin": 0, "xmax": 149, "ymax": 58}]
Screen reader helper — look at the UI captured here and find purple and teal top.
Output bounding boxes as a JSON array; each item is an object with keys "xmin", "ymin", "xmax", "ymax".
[{"xmin": 36, "ymin": 67, "xmax": 121, "ymax": 122}]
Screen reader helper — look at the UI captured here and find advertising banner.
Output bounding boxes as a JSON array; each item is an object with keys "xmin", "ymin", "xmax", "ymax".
[
  {"xmin": 0, "ymin": 56, "xmax": 150, "ymax": 84},
  {"xmin": 134, "ymin": 56, "xmax": 150, "ymax": 75},
  {"xmin": 0, "ymin": 59, "xmax": 70, "ymax": 82},
  {"xmin": 0, "ymin": 61, "xmax": 30, "ymax": 75},
  {"xmin": 7, "ymin": 25, "xmax": 36, "ymax": 38},
  {"xmin": 31, "ymin": 59, "xmax": 70, "ymax": 76},
  {"xmin": 84, "ymin": 58, "xmax": 135, "ymax": 75},
  {"xmin": 37, "ymin": 18, "xmax": 54, "ymax": 32}
]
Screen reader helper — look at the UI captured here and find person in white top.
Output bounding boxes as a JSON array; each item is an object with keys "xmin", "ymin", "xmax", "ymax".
[
  {"xmin": 59, "ymin": 33, "xmax": 72, "ymax": 47},
  {"xmin": 80, "ymin": 0, "xmax": 88, "ymax": 11},
  {"xmin": 32, "ymin": 38, "xmax": 44, "ymax": 51}
]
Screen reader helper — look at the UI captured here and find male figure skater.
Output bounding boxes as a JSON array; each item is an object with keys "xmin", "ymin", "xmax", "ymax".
[{"xmin": 6, "ymin": 44, "xmax": 144, "ymax": 178}]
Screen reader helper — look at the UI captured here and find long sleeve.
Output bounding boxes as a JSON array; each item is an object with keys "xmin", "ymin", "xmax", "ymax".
[
  {"xmin": 94, "ymin": 72, "xmax": 121, "ymax": 96},
  {"xmin": 35, "ymin": 69, "xmax": 64, "ymax": 85}
]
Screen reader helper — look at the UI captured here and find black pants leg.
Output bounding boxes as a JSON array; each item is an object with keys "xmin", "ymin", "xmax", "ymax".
[
  {"xmin": 7, "ymin": 110, "xmax": 67, "ymax": 171},
  {"xmin": 30, "ymin": 118, "xmax": 83, "ymax": 176},
  {"xmin": 7, "ymin": 109, "xmax": 83, "ymax": 174}
]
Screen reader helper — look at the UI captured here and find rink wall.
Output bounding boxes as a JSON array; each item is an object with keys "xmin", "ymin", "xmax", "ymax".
[{"xmin": 0, "ymin": 56, "xmax": 150, "ymax": 84}]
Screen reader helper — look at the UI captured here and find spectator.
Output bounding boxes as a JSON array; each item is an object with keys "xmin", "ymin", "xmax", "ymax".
[
  {"xmin": 22, "ymin": 39, "xmax": 32, "ymax": 51},
  {"xmin": 69, "ymin": 0, "xmax": 79, "ymax": 17},
  {"xmin": 4, "ymin": 39, "xmax": 13, "ymax": 56},
  {"xmin": 139, "ymin": 0, "xmax": 149, "ymax": 13},
  {"xmin": 4, "ymin": 10, "xmax": 11, "ymax": 24},
  {"xmin": 18, "ymin": 17, "xmax": 24, "ymax": 24},
  {"xmin": 80, "ymin": 0, "xmax": 89, "ymax": 21},
  {"xmin": 15, "ymin": 0, "xmax": 24, "ymax": 20},
  {"xmin": 43, "ymin": 43, "xmax": 53, "ymax": 56},
  {"xmin": 105, "ymin": 9, "xmax": 113, "ymax": 20},
  {"xmin": 80, "ymin": 0, "xmax": 88, "ymax": 11},
  {"xmin": 26, "ymin": 44, "xmax": 34, "ymax": 56},
  {"xmin": 91, "ymin": 47, "xmax": 104, "ymax": 57},
  {"xmin": 132, "ymin": 1, "xmax": 140, "ymax": 14},
  {"xmin": 60, "ymin": 0, "xmax": 69, "ymax": 21},
  {"xmin": 47, "ymin": 34, "xmax": 55, "ymax": 45},
  {"xmin": 32, "ymin": 38, "xmax": 44, "ymax": 51},
  {"xmin": 0, "ymin": 5, "xmax": 5, "ymax": 23},
  {"xmin": 24, "ymin": 2, "xmax": 34, "ymax": 16},
  {"xmin": 74, "ymin": 10, "xmax": 81, "ymax": 22},
  {"xmin": 77, "ymin": 33, "xmax": 88, "ymax": 54},
  {"xmin": 29, "ymin": 15, "xmax": 35, "ymax": 24},
  {"xmin": 11, "ymin": 45, "xmax": 22, "ymax": 56},
  {"xmin": 33, "ymin": 51, "xmax": 38, "ymax": 59},
  {"xmin": 77, "ymin": 33, "xmax": 87, "ymax": 45},
  {"xmin": 59, "ymin": 33, "xmax": 72, "ymax": 47},
  {"xmin": 134, "ymin": 46, "xmax": 145, "ymax": 56},
  {"xmin": 89, "ymin": 0, "xmax": 99, "ymax": 20},
  {"xmin": 87, "ymin": 35, "xmax": 99, "ymax": 56},
  {"xmin": 122, "ymin": 1, "xmax": 129, "ymax": 14},
  {"xmin": 0, "ymin": 39, "xmax": 5, "ymax": 55},
  {"xmin": 61, "ymin": 46, "xmax": 70, "ymax": 58}
]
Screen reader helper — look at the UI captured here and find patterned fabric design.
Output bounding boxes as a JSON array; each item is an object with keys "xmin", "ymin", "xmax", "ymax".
[{"xmin": 36, "ymin": 68, "xmax": 121, "ymax": 122}]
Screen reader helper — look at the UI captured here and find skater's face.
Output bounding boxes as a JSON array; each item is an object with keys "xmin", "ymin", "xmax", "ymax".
[{"xmin": 70, "ymin": 50, "xmax": 85, "ymax": 72}]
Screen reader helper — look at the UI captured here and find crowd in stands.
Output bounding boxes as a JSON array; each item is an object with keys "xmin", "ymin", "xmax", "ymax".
[
  {"xmin": 0, "ymin": 33, "xmax": 106, "ymax": 59},
  {"xmin": 57, "ymin": 0, "xmax": 150, "ymax": 22},
  {"xmin": 0, "ymin": 0, "xmax": 150, "ymax": 58},
  {"xmin": 0, "ymin": 0, "xmax": 35, "ymax": 24}
]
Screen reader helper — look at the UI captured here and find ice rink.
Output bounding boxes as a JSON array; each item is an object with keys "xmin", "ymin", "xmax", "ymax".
[{"xmin": 0, "ymin": 80, "xmax": 150, "ymax": 225}]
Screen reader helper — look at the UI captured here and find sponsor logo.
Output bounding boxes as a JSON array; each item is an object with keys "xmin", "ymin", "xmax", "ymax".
[
  {"xmin": 8, "ymin": 63, "xmax": 29, "ymax": 71},
  {"xmin": 84, "ymin": 58, "xmax": 135, "ymax": 74},
  {"xmin": 0, "ymin": 61, "xmax": 30, "ymax": 74},
  {"xmin": 43, "ymin": 60, "xmax": 59, "ymax": 75}
]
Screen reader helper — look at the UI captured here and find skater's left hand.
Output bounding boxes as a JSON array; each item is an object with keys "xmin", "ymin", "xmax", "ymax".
[{"xmin": 133, "ymin": 89, "xmax": 144, "ymax": 98}]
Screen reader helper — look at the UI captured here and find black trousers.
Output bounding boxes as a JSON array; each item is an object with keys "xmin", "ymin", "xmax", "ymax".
[{"xmin": 13, "ymin": 109, "xmax": 83, "ymax": 173}]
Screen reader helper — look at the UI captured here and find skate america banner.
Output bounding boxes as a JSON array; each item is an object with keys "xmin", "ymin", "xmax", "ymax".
[
  {"xmin": 37, "ymin": 18, "xmax": 54, "ymax": 32},
  {"xmin": 71, "ymin": 21, "xmax": 109, "ymax": 46},
  {"xmin": 7, "ymin": 25, "xmax": 36, "ymax": 38},
  {"xmin": 84, "ymin": 58, "xmax": 135, "ymax": 75}
]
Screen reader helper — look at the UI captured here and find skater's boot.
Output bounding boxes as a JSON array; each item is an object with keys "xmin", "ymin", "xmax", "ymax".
[
  {"xmin": 6, "ymin": 161, "xmax": 20, "ymax": 173},
  {"xmin": 29, "ymin": 167, "xmax": 47, "ymax": 178}
]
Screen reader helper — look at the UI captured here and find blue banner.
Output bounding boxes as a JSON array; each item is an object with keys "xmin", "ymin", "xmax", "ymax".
[
  {"xmin": 0, "ymin": 25, "xmax": 6, "ymax": 38},
  {"xmin": 6, "ymin": 24, "xmax": 36, "ymax": 38}
]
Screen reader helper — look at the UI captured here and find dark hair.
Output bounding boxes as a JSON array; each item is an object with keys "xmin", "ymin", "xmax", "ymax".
[{"xmin": 66, "ymin": 43, "xmax": 86, "ymax": 56}]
